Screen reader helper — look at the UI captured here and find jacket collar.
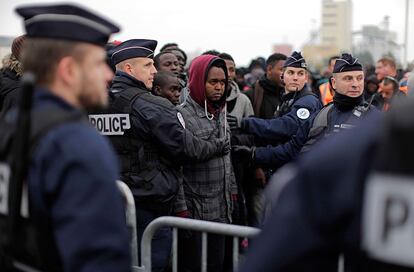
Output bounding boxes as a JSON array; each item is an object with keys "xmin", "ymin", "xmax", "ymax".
[{"xmin": 111, "ymin": 70, "xmax": 148, "ymax": 91}]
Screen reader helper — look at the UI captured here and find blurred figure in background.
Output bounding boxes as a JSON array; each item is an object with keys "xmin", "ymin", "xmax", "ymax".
[
  {"xmin": 379, "ymin": 76, "xmax": 406, "ymax": 111},
  {"xmin": 318, "ymin": 55, "xmax": 339, "ymax": 106},
  {"xmin": 0, "ymin": 35, "xmax": 26, "ymax": 113},
  {"xmin": 245, "ymin": 53, "xmax": 287, "ymax": 119}
]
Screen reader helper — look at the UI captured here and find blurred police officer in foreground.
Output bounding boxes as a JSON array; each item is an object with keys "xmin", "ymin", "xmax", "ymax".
[
  {"xmin": 241, "ymin": 96, "xmax": 414, "ymax": 271},
  {"xmin": 302, "ymin": 53, "xmax": 379, "ymax": 151},
  {"xmin": 0, "ymin": 3, "xmax": 130, "ymax": 272},
  {"xmin": 231, "ymin": 52, "xmax": 322, "ymax": 170},
  {"xmin": 97, "ymin": 39, "xmax": 229, "ymax": 271}
]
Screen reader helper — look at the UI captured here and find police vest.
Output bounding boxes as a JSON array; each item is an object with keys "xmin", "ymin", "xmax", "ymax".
[
  {"xmin": 0, "ymin": 109, "xmax": 84, "ymax": 272},
  {"xmin": 89, "ymin": 87, "xmax": 179, "ymax": 206},
  {"xmin": 304, "ymin": 102, "xmax": 372, "ymax": 149},
  {"xmin": 360, "ymin": 100, "xmax": 414, "ymax": 271}
]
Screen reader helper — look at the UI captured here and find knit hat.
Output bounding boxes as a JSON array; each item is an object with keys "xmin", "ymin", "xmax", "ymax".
[{"xmin": 11, "ymin": 35, "xmax": 26, "ymax": 61}]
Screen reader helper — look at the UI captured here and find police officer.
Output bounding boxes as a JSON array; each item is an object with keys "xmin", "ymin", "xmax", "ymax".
[
  {"xmin": 302, "ymin": 53, "xmax": 379, "ymax": 151},
  {"xmin": 101, "ymin": 39, "xmax": 229, "ymax": 271},
  {"xmin": 230, "ymin": 51, "xmax": 322, "ymax": 169},
  {"xmin": 0, "ymin": 4, "xmax": 130, "ymax": 271},
  {"xmin": 240, "ymin": 97, "xmax": 414, "ymax": 272}
]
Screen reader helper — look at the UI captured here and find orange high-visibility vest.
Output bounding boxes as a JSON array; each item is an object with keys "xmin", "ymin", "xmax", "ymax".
[{"xmin": 319, "ymin": 82, "xmax": 333, "ymax": 106}]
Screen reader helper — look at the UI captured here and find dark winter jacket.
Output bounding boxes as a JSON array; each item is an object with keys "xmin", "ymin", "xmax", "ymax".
[
  {"xmin": 0, "ymin": 68, "xmax": 21, "ymax": 113},
  {"xmin": 245, "ymin": 76, "xmax": 284, "ymax": 119}
]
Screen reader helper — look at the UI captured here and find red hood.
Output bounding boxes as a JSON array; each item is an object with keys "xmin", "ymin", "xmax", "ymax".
[{"xmin": 188, "ymin": 54, "xmax": 228, "ymax": 116}]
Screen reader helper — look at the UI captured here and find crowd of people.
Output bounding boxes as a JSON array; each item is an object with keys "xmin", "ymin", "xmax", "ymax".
[{"xmin": 0, "ymin": 2, "xmax": 414, "ymax": 272}]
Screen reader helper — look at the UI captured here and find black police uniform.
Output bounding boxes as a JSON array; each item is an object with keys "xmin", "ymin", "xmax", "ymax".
[
  {"xmin": 241, "ymin": 98, "xmax": 414, "ymax": 272},
  {"xmin": 0, "ymin": 4, "xmax": 130, "ymax": 272}
]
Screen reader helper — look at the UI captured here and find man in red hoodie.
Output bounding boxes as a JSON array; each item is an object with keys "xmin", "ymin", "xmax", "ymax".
[{"xmin": 177, "ymin": 54, "xmax": 236, "ymax": 272}]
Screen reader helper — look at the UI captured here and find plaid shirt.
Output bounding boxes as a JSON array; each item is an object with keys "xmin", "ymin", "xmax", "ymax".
[{"xmin": 178, "ymin": 96, "xmax": 237, "ymax": 223}]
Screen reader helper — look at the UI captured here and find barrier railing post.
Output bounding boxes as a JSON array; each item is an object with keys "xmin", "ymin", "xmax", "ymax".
[
  {"xmin": 201, "ymin": 232, "xmax": 208, "ymax": 272},
  {"xmin": 116, "ymin": 181, "xmax": 139, "ymax": 270},
  {"xmin": 172, "ymin": 228, "xmax": 178, "ymax": 272},
  {"xmin": 140, "ymin": 217, "xmax": 260, "ymax": 272},
  {"xmin": 232, "ymin": 236, "xmax": 239, "ymax": 272}
]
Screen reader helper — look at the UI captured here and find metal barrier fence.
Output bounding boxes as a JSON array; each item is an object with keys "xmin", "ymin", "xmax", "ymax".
[
  {"xmin": 116, "ymin": 181, "xmax": 140, "ymax": 272},
  {"xmin": 117, "ymin": 181, "xmax": 345, "ymax": 272},
  {"xmin": 140, "ymin": 216, "xmax": 260, "ymax": 272}
]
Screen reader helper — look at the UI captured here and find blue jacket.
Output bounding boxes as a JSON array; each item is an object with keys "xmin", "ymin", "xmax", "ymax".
[
  {"xmin": 241, "ymin": 111, "xmax": 384, "ymax": 272},
  {"xmin": 28, "ymin": 90, "xmax": 130, "ymax": 272},
  {"xmin": 241, "ymin": 90, "xmax": 322, "ymax": 167}
]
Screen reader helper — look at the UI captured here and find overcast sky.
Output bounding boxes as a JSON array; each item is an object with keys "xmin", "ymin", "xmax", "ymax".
[{"xmin": 0, "ymin": 0, "xmax": 413, "ymax": 66}]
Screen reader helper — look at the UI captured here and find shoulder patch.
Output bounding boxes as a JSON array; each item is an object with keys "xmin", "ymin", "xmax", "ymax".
[
  {"xmin": 296, "ymin": 108, "xmax": 310, "ymax": 120},
  {"xmin": 177, "ymin": 112, "xmax": 186, "ymax": 128}
]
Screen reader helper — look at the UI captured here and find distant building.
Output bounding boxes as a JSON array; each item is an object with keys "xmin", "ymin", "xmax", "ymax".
[
  {"xmin": 301, "ymin": 0, "xmax": 352, "ymax": 70},
  {"xmin": 0, "ymin": 36, "xmax": 14, "ymax": 68},
  {"xmin": 302, "ymin": 44, "xmax": 339, "ymax": 71},
  {"xmin": 272, "ymin": 43, "xmax": 293, "ymax": 56},
  {"xmin": 320, "ymin": 0, "xmax": 352, "ymax": 52},
  {"xmin": 353, "ymin": 17, "xmax": 402, "ymax": 65}
]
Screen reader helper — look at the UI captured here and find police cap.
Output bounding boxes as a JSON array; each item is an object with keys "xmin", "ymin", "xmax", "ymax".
[
  {"xmin": 15, "ymin": 3, "xmax": 120, "ymax": 46},
  {"xmin": 284, "ymin": 51, "xmax": 307, "ymax": 69},
  {"xmin": 111, "ymin": 39, "xmax": 158, "ymax": 65},
  {"xmin": 333, "ymin": 53, "xmax": 363, "ymax": 73}
]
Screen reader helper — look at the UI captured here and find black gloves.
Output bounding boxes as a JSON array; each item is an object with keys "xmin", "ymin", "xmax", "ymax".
[
  {"xmin": 232, "ymin": 145, "xmax": 256, "ymax": 163},
  {"xmin": 227, "ymin": 114, "xmax": 241, "ymax": 130}
]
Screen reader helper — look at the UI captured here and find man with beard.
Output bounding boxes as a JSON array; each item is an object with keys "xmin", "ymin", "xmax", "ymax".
[
  {"xmin": 0, "ymin": 4, "xmax": 130, "ymax": 271},
  {"xmin": 177, "ymin": 54, "xmax": 236, "ymax": 272}
]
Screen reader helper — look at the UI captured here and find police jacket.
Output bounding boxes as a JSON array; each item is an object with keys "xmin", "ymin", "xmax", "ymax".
[
  {"xmin": 108, "ymin": 72, "xmax": 226, "ymax": 212},
  {"xmin": 0, "ymin": 89, "xmax": 130, "ymax": 271},
  {"xmin": 241, "ymin": 101, "xmax": 414, "ymax": 272},
  {"xmin": 241, "ymin": 87, "xmax": 322, "ymax": 168},
  {"xmin": 302, "ymin": 97, "xmax": 379, "ymax": 152}
]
